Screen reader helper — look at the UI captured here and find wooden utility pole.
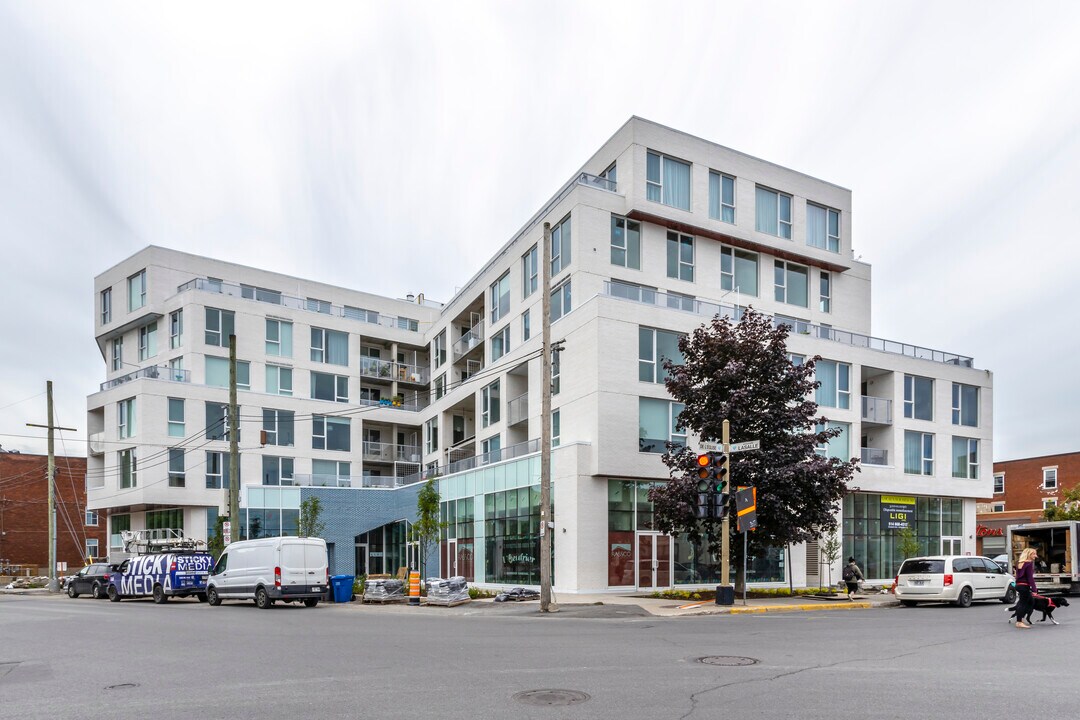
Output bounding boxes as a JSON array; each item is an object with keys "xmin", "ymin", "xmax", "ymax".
[
  {"xmin": 539, "ymin": 221, "xmax": 555, "ymax": 613},
  {"xmin": 27, "ymin": 381, "xmax": 77, "ymax": 593},
  {"xmin": 228, "ymin": 335, "xmax": 240, "ymax": 544}
]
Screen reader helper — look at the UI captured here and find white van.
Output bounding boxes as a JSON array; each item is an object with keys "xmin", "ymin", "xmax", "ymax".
[
  {"xmin": 894, "ymin": 555, "xmax": 1016, "ymax": 608},
  {"xmin": 206, "ymin": 537, "xmax": 329, "ymax": 609}
]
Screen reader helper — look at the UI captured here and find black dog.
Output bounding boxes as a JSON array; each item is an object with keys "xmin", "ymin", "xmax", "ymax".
[{"xmin": 1006, "ymin": 595, "xmax": 1070, "ymax": 625}]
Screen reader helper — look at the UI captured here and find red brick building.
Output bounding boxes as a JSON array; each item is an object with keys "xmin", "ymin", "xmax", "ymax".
[
  {"xmin": 975, "ymin": 450, "xmax": 1080, "ymax": 557},
  {"xmin": 0, "ymin": 452, "xmax": 104, "ymax": 572}
]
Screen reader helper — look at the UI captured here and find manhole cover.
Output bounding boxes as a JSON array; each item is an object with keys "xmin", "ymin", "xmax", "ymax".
[
  {"xmin": 698, "ymin": 656, "xmax": 758, "ymax": 666},
  {"xmin": 106, "ymin": 683, "xmax": 139, "ymax": 690},
  {"xmin": 513, "ymin": 689, "xmax": 591, "ymax": 706}
]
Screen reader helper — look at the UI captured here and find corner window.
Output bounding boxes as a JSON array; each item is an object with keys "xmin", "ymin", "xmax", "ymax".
[
  {"xmin": 709, "ymin": 171, "xmax": 735, "ymax": 223},
  {"xmin": 819, "ymin": 271, "xmax": 832, "ymax": 313},
  {"xmin": 774, "ymin": 260, "xmax": 808, "ymax": 307},
  {"xmin": 993, "ymin": 473, "xmax": 1005, "ymax": 494},
  {"xmin": 610, "ymin": 215, "xmax": 641, "ymax": 270},
  {"xmin": 1043, "ymin": 467, "xmax": 1058, "ymax": 489},
  {"xmin": 167, "ymin": 398, "xmax": 185, "ymax": 438},
  {"xmin": 310, "ymin": 328, "xmax": 349, "ymax": 366},
  {"xmin": 646, "ymin": 151, "xmax": 691, "ymax": 211},
  {"xmin": 169, "ymin": 310, "xmax": 183, "ymax": 349},
  {"xmin": 481, "ymin": 380, "xmax": 501, "ymax": 428},
  {"xmin": 638, "ymin": 398, "xmax": 685, "ymax": 453},
  {"xmin": 266, "ymin": 365, "xmax": 293, "ymax": 396},
  {"xmin": 755, "ymin": 186, "xmax": 792, "ymax": 238},
  {"xmin": 265, "ymin": 319, "xmax": 293, "ymax": 357},
  {"xmin": 951, "ymin": 437, "xmax": 979, "ymax": 479},
  {"xmin": 638, "ymin": 327, "xmax": 684, "ymax": 383},
  {"xmin": 522, "ymin": 245, "xmax": 538, "ymax": 297},
  {"xmin": 551, "ymin": 215, "xmax": 572, "ymax": 276},
  {"xmin": 815, "ymin": 360, "xmax": 850, "ymax": 409},
  {"xmin": 490, "ymin": 271, "xmax": 510, "ymax": 323},
  {"xmin": 721, "ymin": 246, "xmax": 758, "ymax": 296},
  {"xmin": 904, "ymin": 431, "xmax": 934, "ymax": 476},
  {"xmin": 204, "ymin": 308, "xmax": 235, "ymax": 347},
  {"xmin": 491, "ymin": 326, "xmax": 510, "ymax": 362},
  {"xmin": 100, "ymin": 288, "xmax": 112, "ymax": 325},
  {"xmin": 127, "ymin": 270, "xmax": 147, "ymax": 312},
  {"xmin": 807, "ymin": 203, "xmax": 841, "ymax": 253},
  {"xmin": 313, "ymin": 415, "xmax": 351, "ymax": 451},
  {"xmin": 904, "ymin": 375, "xmax": 933, "ymax": 421},
  {"xmin": 168, "ymin": 448, "xmax": 186, "ymax": 487},
  {"xmin": 666, "ymin": 232, "xmax": 694, "ymax": 282},
  {"xmin": 815, "ymin": 421, "xmax": 851, "ymax": 460},
  {"xmin": 952, "ymin": 383, "xmax": 979, "ymax": 427},
  {"xmin": 551, "ymin": 281, "xmax": 571, "ymax": 322}
]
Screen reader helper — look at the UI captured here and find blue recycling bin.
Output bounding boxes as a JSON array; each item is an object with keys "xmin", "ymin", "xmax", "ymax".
[{"xmin": 330, "ymin": 575, "xmax": 355, "ymax": 603}]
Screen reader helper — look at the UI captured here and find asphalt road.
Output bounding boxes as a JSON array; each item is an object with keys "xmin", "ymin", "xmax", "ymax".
[{"xmin": 1, "ymin": 592, "xmax": 1073, "ymax": 719}]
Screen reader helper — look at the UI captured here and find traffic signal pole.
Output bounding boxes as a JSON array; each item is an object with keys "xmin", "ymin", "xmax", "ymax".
[{"xmin": 721, "ymin": 419, "xmax": 731, "ymax": 587}]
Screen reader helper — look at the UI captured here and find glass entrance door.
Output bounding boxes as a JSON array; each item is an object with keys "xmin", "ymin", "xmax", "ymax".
[
  {"xmin": 942, "ymin": 537, "xmax": 962, "ymax": 555},
  {"xmin": 637, "ymin": 533, "xmax": 672, "ymax": 590},
  {"xmin": 446, "ymin": 539, "xmax": 457, "ymax": 577}
]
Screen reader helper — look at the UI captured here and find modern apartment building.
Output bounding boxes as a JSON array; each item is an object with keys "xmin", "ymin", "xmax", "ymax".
[{"xmin": 86, "ymin": 117, "xmax": 993, "ymax": 592}]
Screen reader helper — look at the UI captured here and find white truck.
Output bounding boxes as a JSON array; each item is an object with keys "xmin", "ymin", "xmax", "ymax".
[
  {"xmin": 205, "ymin": 536, "xmax": 329, "ymax": 609},
  {"xmin": 1007, "ymin": 520, "xmax": 1079, "ymax": 595}
]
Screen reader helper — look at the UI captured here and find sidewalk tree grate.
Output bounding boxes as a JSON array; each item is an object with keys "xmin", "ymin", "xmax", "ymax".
[
  {"xmin": 513, "ymin": 689, "xmax": 591, "ymax": 706},
  {"xmin": 698, "ymin": 656, "xmax": 758, "ymax": 666}
]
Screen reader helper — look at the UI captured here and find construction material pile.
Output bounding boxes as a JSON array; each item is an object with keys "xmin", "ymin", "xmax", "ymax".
[
  {"xmin": 362, "ymin": 578, "xmax": 406, "ymax": 603},
  {"xmin": 425, "ymin": 576, "xmax": 470, "ymax": 606}
]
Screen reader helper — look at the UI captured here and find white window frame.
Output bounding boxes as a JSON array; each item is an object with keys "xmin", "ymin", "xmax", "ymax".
[
  {"xmin": 434, "ymin": 373, "xmax": 446, "ymax": 401},
  {"xmin": 551, "ymin": 214, "xmax": 572, "ymax": 276},
  {"xmin": 815, "ymin": 360, "xmax": 851, "ymax": 409},
  {"xmin": 490, "ymin": 271, "xmax": 510, "ymax": 323},
  {"xmin": 551, "ymin": 349, "xmax": 561, "ymax": 396},
  {"xmin": 263, "ymin": 408, "xmax": 294, "ymax": 447},
  {"xmin": 100, "ymin": 288, "xmax": 111, "ymax": 325},
  {"xmin": 204, "ymin": 308, "xmax": 234, "ymax": 347},
  {"xmin": 205, "ymin": 451, "xmax": 226, "ymax": 489},
  {"xmin": 85, "ymin": 538, "xmax": 99, "ymax": 560},
  {"xmin": 1043, "ymin": 467, "xmax": 1058, "ymax": 490},
  {"xmin": 168, "ymin": 397, "xmax": 185, "ymax": 438},
  {"xmin": 433, "ymin": 330, "xmax": 446, "ymax": 367},
  {"xmin": 755, "ymin": 186, "xmax": 793, "ymax": 238},
  {"xmin": 85, "ymin": 510, "xmax": 98, "ymax": 526},
  {"xmin": 666, "ymin": 231, "xmax": 695, "ymax": 282},
  {"xmin": 1044, "ymin": 497, "xmax": 1058, "ymax": 510},
  {"xmin": 522, "ymin": 244, "xmax": 538, "ymax": 297},
  {"xmin": 610, "ymin": 215, "xmax": 641, "ymax": 270},
  {"xmin": 551, "ymin": 280, "xmax": 571, "ymax": 322},
  {"xmin": 904, "ymin": 431, "xmax": 934, "ymax": 476},
  {"xmin": 720, "ymin": 245, "xmax": 759, "ymax": 297},
  {"xmin": 992, "ymin": 503, "xmax": 1005, "ymax": 513},
  {"xmin": 313, "ymin": 415, "xmax": 350, "ymax": 452},
  {"xmin": 709, "ymin": 170, "xmax": 736, "ymax": 223},
  {"xmin": 904, "ymin": 374, "xmax": 934, "ymax": 421},
  {"xmin": 952, "ymin": 382, "xmax": 979, "ymax": 427},
  {"xmin": 646, "ymin": 150, "xmax": 691, "ymax": 211},
  {"xmin": 481, "ymin": 380, "xmax": 500, "ymax": 428},
  {"xmin": 118, "ymin": 398, "xmax": 135, "ymax": 439},
  {"xmin": 951, "ymin": 437, "xmax": 979, "ymax": 480},
  {"xmin": 138, "ymin": 322, "xmax": 156, "ymax": 361},
  {"xmin": 169, "ymin": 310, "xmax": 183, "ymax": 349},
  {"xmin": 127, "ymin": 270, "xmax": 146, "ymax": 311},
  {"xmin": 522, "ymin": 309, "xmax": 531, "ymax": 342},
  {"xmin": 638, "ymin": 327, "xmax": 684, "ymax": 384},
  {"xmin": 807, "ymin": 202, "xmax": 841, "ymax": 253},
  {"xmin": 310, "ymin": 327, "xmax": 348, "ymax": 366},
  {"xmin": 425, "ymin": 417, "xmax": 439, "ymax": 454},
  {"xmin": 265, "ymin": 318, "xmax": 292, "ymax": 357},
  {"xmin": 306, "ymin": 297, "xmax": 332, "ymax": 314},
  {"xmin": 774, "ymin": 260, "xmax": 809, "ymax": 307},
  {"xmin": 111, "ymin": 337, "xmax": 123, "ymax": 372},
  {"xmin": 819, "ymin": 271, "xmax": 832, "ymax": 313},
  {"xmin": 311, "ymin": 371, "xmax": 348, "ymax": 403},
  {"xmin": 490, "ymin": 325, "xmax": 510, "ymax": 363},
  {"xmin": 119, "ymin": 448, "xmax": 137, "ymax": 489},
  {"xmin": 993, "ymin": 473, "xmax": 1005, "ymax": 494},
  {"xmin": 168, "ymin": 448, "xmax": 185, "ymax": 487},
  {"xmin": 638, "ymin": 398, "xmax": 686, "ymax": 453},
  {"xmin": 266, "ymin": 365, "xmax": 293, "ymax": 396},
  {"xmin": 552, "ymin": 409, "xmax": 561, "ymax": 448}
]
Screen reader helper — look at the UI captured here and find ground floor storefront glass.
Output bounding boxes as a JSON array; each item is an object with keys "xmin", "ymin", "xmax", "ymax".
[
  {"xmin": 356, "ymin": 520, "xmax": 415, "ymax": 577},
  {"xmin": 843, "ymin": 493, "xmax": 963, "ymax": 579}
]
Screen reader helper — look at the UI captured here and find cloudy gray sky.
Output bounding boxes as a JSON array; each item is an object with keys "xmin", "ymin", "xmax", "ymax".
[{"xmin": 1, "ymin": 1, "xmax": 1077, "ymax": 461}]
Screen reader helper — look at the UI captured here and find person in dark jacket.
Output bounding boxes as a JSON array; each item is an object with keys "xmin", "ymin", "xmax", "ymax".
[
  {"xmin": 1013, "ymin": 547, "xmax": 1038, "ymax": 629},
  {"xmin": 843, "ymin": 557, "xmax": 864, "ymax": 599}
]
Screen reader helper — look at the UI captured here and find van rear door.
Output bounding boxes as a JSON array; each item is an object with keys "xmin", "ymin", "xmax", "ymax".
[
  {"xmin": 304, "ymin": 540, "xmax": 328, "ymax": 591},
  {"xmin": 280, "ymin": 540, "xmax": 309, "ymax": 591}
]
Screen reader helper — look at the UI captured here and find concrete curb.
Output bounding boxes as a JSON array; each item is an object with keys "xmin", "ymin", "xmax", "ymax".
[{"xmin": 728, "ymin": 601, "xmax": 875, "ymax": 614}]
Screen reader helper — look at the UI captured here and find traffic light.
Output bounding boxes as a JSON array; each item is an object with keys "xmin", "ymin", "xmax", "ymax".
[{"xmin": 695, "ymin": 452, "xmax": 729, "ymax": 519}]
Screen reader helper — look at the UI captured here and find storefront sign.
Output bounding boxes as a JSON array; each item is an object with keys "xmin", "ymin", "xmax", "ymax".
[
  {"xmin": 976, "ymin": 525, "xmax": 1004, "ymax": 537},
  {"xmin": 880, "ymin": 495, "xmax": 916, "ymax": 529}
]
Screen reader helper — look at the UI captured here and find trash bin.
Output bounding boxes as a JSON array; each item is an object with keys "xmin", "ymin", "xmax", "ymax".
[
  {"xmin": 715, "ymin": 584, "xmax": 735, "ymax": 606},
  {"xmin": 330, "ymin": 575, "xmax": 355, "ymax": 603}
]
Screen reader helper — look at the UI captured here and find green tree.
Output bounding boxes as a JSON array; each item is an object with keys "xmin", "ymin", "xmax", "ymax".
[
  {"xmin": 413, "ymin": 477, "xmax": 444, "ymax": 578},
  {"xmin": 897, "ymin": 526, "xmax": 921, "ymax": 559},
  {"xmin": 648, "ymin": 309, "xmax": 859, "ymax": 589},
  {"xmin": 1044, "ymin": 485, "xmax": 1080, "ymax": 521},
  {"xmin": 299, "ymin": 495, "xmax": 326, "ymax": 537},
  {"xmin": 820, "ymin": 533, "xmax": 842, "ymax": 588}
]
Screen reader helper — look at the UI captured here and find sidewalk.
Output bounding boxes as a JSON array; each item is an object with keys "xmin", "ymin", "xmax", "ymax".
[{"xmin": 542, "ymin": 591, "xmax": 898, "ymax": 617}]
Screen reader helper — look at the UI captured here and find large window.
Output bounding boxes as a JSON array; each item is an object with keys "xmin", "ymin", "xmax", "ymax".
[
  {"xmin": 709, "ymin": 171, "xmax": 736, "ymax": 223},
  {"xmin": 551, "ymin": 214, "xmax": 572, "ymax": 276},
  {"xmin": 638, "ymin": 398, "xmax": 685, "ymax": 453},
  {"xmin": 904, "ymin": 375, "xmax": 933, "ymax": 421},
  {"xmin": 481, "ymin": 380, "xmax": 500, "ymax": 427},
  {"xmin": 522, "ymin": 244, "xmax": 538, "ymax": 297},
  {"xmin": 951, "ymin": 437, "xmax": 979, "ymax": 479},
  {"xmin": 262, "ymin": 409, "xmax": 295, "ymax": 447},
  {"xmin": 639, "ymin": 327, "xmax": 684, "ymax": 383},
  {"xmin": 111, "ymin": 337, "xmax": 123, "ymax": 371},
  {"xmin": 204, "ymin": 308, "xmax": 235, "ymax": 347},
  {"xmin": 819, "ymin": 271, "xmax": 832, "ymax": 313},
  {"xmin": 119, "ymin": 449, "xmax": 136, "ymax": 489},
  {"xmin": 310, "ymin": 328, "xmax": 348, "ymax": 366},
  {"xmin": 844, "ymin": 494, "xmax": 962, "ymax": 579},
  {"xmin": 138, "ymin": 322, "xmax": 157, "ymax": 361},
  {"xmin": 266, "ymin": 365, "xmax": 293, "ymax": 396},
  {"xmin": 666, "ymin": 232, "xmax": 694, "ymax": 282},
  {"xmin": 815, "ymin": 360, "xmax": 850, "ymax": 409},
  {"xmin": 816, "ymin": 421, "xmax": 851, "ymax": 460},
  {"xmin": 610, "ymin": 215, "xmax": 641, "ymax": 269},
  {"xmin": 118, "ymin": 398, "xmax": 135, "ymax": 438},
  {"xmin": 168, "ymin": 448, "xmax": 185, "ymax": 487},
  {"xmin": 774, "ymin": 260, "xmax": 808, "ymax": 307},
  {"xmin": 146, "ymin": 509, "xmax": 183, "ymax": 532},
  {"xmin": 490, "ymin": 271, "xmax": 510, "ymax": 323},
  {"xmin": 426, "ymin": 417, "xmax": 439, "ymax": 454},
  {"xmin": 433, "ymin": 330, "xmax": 446, "ymax": 368},
  {"xmin": 994, "ymin": 473, "xmax": 1005, "ymax": 494},
  {"xmin": 206, "ymin": 357, "xmax": 249, "ymax": 390},
  {"xmin": 100, "ymin": 288, "xmax": 112, "ymax": 325},
  {"xmin": 646, "ymin": 151, "xmax": 691, "ymax": 210},
  {"xmin": 204, "ymin": 402, "xmax": 235, "ymax": 442},
  {"xmin": 551, "ymin": 281, "xmax": 571, "ymax": 321},
  {"xmin": 720, "ymin": 246, "xmax": 758, "ymax": 296},
  {"xmin": 261, "ymin": 456, "xmax": 294, "ymax": 486},
  {"xmin": 313, "ymin": 415, "xmax": 351, "ymax": 451},
  {"xmin": 490, "ymin": 326, "xmax": 510, "ymax": 362},
  {"xmin": 481, "ymin": 488, "xmax": 540, "ymax": 585},
  {"xmin": 904, "ymin": 431, "xmax": 934, "ymax": 476},
  {"xmin": 1043, "ymin": 467, "xmax": 1058, "ymax": 489},
  {"xmin": 952, "ymin": 383, "xmax": 979, "ymax": 427},
  {"xmin": 755, "ymin": 186, "xmax": 792, "ymax": 238},
  {"xmin": 807, "ymin": 203, "xmax": 841, "ymax": 252},
  {"xmin": 312, "ymin": 459, "xmax": 350, "ymax": 482},
  {"xmin": 266, "ymin": 319, "xmax": 293, "ymax": 357},
  {"xmin": 167, "ymin": 398, "xmax": 185, "ymax": 438},
  {"xmin": 205, "ymin": 451, "xmax": 232, "ymax": 489},
  {"xmin": 127, "ymin": 270, "xmax": 146, "ymax": 311},
  {"xmin": 311, "ymin": 372, "xmax": 348, "ymax": 403}
]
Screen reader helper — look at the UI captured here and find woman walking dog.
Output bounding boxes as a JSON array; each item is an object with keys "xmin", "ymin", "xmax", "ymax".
[{"xmin": 1013, "ymin": 547, "xmax": 1038, "ymax": 629}]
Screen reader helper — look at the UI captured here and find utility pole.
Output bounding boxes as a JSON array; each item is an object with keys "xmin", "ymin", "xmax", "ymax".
[
  {"xmin": 228, "ymin": 335, "xmax": 240, "ymax": 544},
  {"xmin": 539, "ymin": 221, "xmax": 555, "ymax": 613},
  {"xmin": 26, "ymin": 381, "xmax": 77, "ymax": 593}
]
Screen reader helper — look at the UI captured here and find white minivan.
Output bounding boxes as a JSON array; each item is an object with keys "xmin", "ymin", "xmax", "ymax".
[
  {"xmin": 894, "ymin": 555, "xmax": 1016, "ymax": 608},
  {"xmin": 206, "ymin": 537, "xmax": 329, "ymax": 609}
]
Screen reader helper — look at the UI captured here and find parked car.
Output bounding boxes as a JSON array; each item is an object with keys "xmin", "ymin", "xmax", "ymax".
[
  {"xmin": 205, "ymin": 536, "xmax": 328, "ymax": 609},
  {"xmin": 107, "ymin": 552, "xmax": 214, "ymax": 603},
  {"xmin": 65, "ymin": 563, "xmax": 119, "ymax": 599},
  {"xmin": 991, "ymin": 554, "xmax": 1009, "ymax": 573},
  {"xmin": 894, "ymin": 555, "xmax": 1016, "ymax": 608}
]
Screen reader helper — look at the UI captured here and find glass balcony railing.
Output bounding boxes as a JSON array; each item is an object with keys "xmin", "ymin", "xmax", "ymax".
[
  {"xmin": 357, "ymin": 393, "xmax": 430, "ymax": 412},
  {"xmin": 860, "ymin": 447, "xmax": 889, "ymax": 466},
  {"xmin": 178, "ymin": 277, "xmax": 421, "ymax": 333},
  {"xmin": 100, "ymin": 365, "xmax": 190, "ymax": 391},
  {"xmin": 860, "ymin": 396, "xmax": 893, "ymax": 424},
  {"xmin": 602, "ymin": 280, "xmax": 975, "ymax": 368},
  {"xmin": 452, "ymin": 321, "xmax": 485, "ymax": 361},
  {"xmin": 285, "ymin": 473, "xmax": 423, "ymax": 489},
  {"xmin": 507, "ymin": 393, "xmax": 529, "ymax": 426},
  {"xmin": 359, "ymin": 358, "xmax": 430, "ymax": 385},
  {"xmin": 577, "ymin": 172, "xmax": 617, "ymax": 193}
]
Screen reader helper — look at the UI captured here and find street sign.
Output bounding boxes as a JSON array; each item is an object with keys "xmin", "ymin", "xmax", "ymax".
[
  {"xmin": 699, "ymin": 441, "xmax": 721, "ymax": 452},
  {"xmin": 730, "ymin": 440, "xmax": 760, "ymax": 453},
  {"xmin": 223, "ymin": 521, "xmax": 232, "ymax": 545}
]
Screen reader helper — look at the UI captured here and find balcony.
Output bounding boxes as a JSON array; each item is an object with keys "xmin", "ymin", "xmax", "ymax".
[
  {"xmin": 284, "ymin": 473, "xmax": 424, "ymax": 489},
  {"xmin": 860, "ymin": 396, "xmax": 893, "ymax": 425},
  {"xmin": 88, "ymin": 432, "xmax": 106, "ymax": 456},
  {"xmin": 362, "ymin": 441, "xmax": 423, "ymax": 464},
  {"xmin": 577, "ymin": 172, "xmax": 617, "ymax": 193},
  {"xmin": 359, "ymin": 358, "xmax": 430, "ymax": 385},
  {"xmin": 602, "ymin": 280, "xmax": 976, "ymax": 368},
  {"xmin": 177, "ymin": 277, "xmax": 421, "ymax": 333},
  {"xmin": 357, "ymin": 392, "xmax": 430, "ymax": 412},
  {"xmin": 507, "ymin": 393, "xmax": 529, "ymax": 426},
  {"xmin": 860, "ymin": 447, "xmax": 889, "ymax": 466},
  {"xmin": 100, "ymin": 365, "xmax": 190, "ymax": 392},
  {"xmin": 452, "ymin": 321, "xmax": 484, "ymax": 362}
]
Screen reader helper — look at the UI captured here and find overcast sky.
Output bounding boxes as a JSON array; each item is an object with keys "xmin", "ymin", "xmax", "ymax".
[{"xmin": 1, "ymin": 1, "xmax": 1077, "ymax": 461}]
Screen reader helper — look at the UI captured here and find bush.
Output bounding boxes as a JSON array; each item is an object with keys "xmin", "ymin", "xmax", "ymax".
[{"xmin": 468, "ymin": 587, "xmax": 498, "ymax": 599}]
